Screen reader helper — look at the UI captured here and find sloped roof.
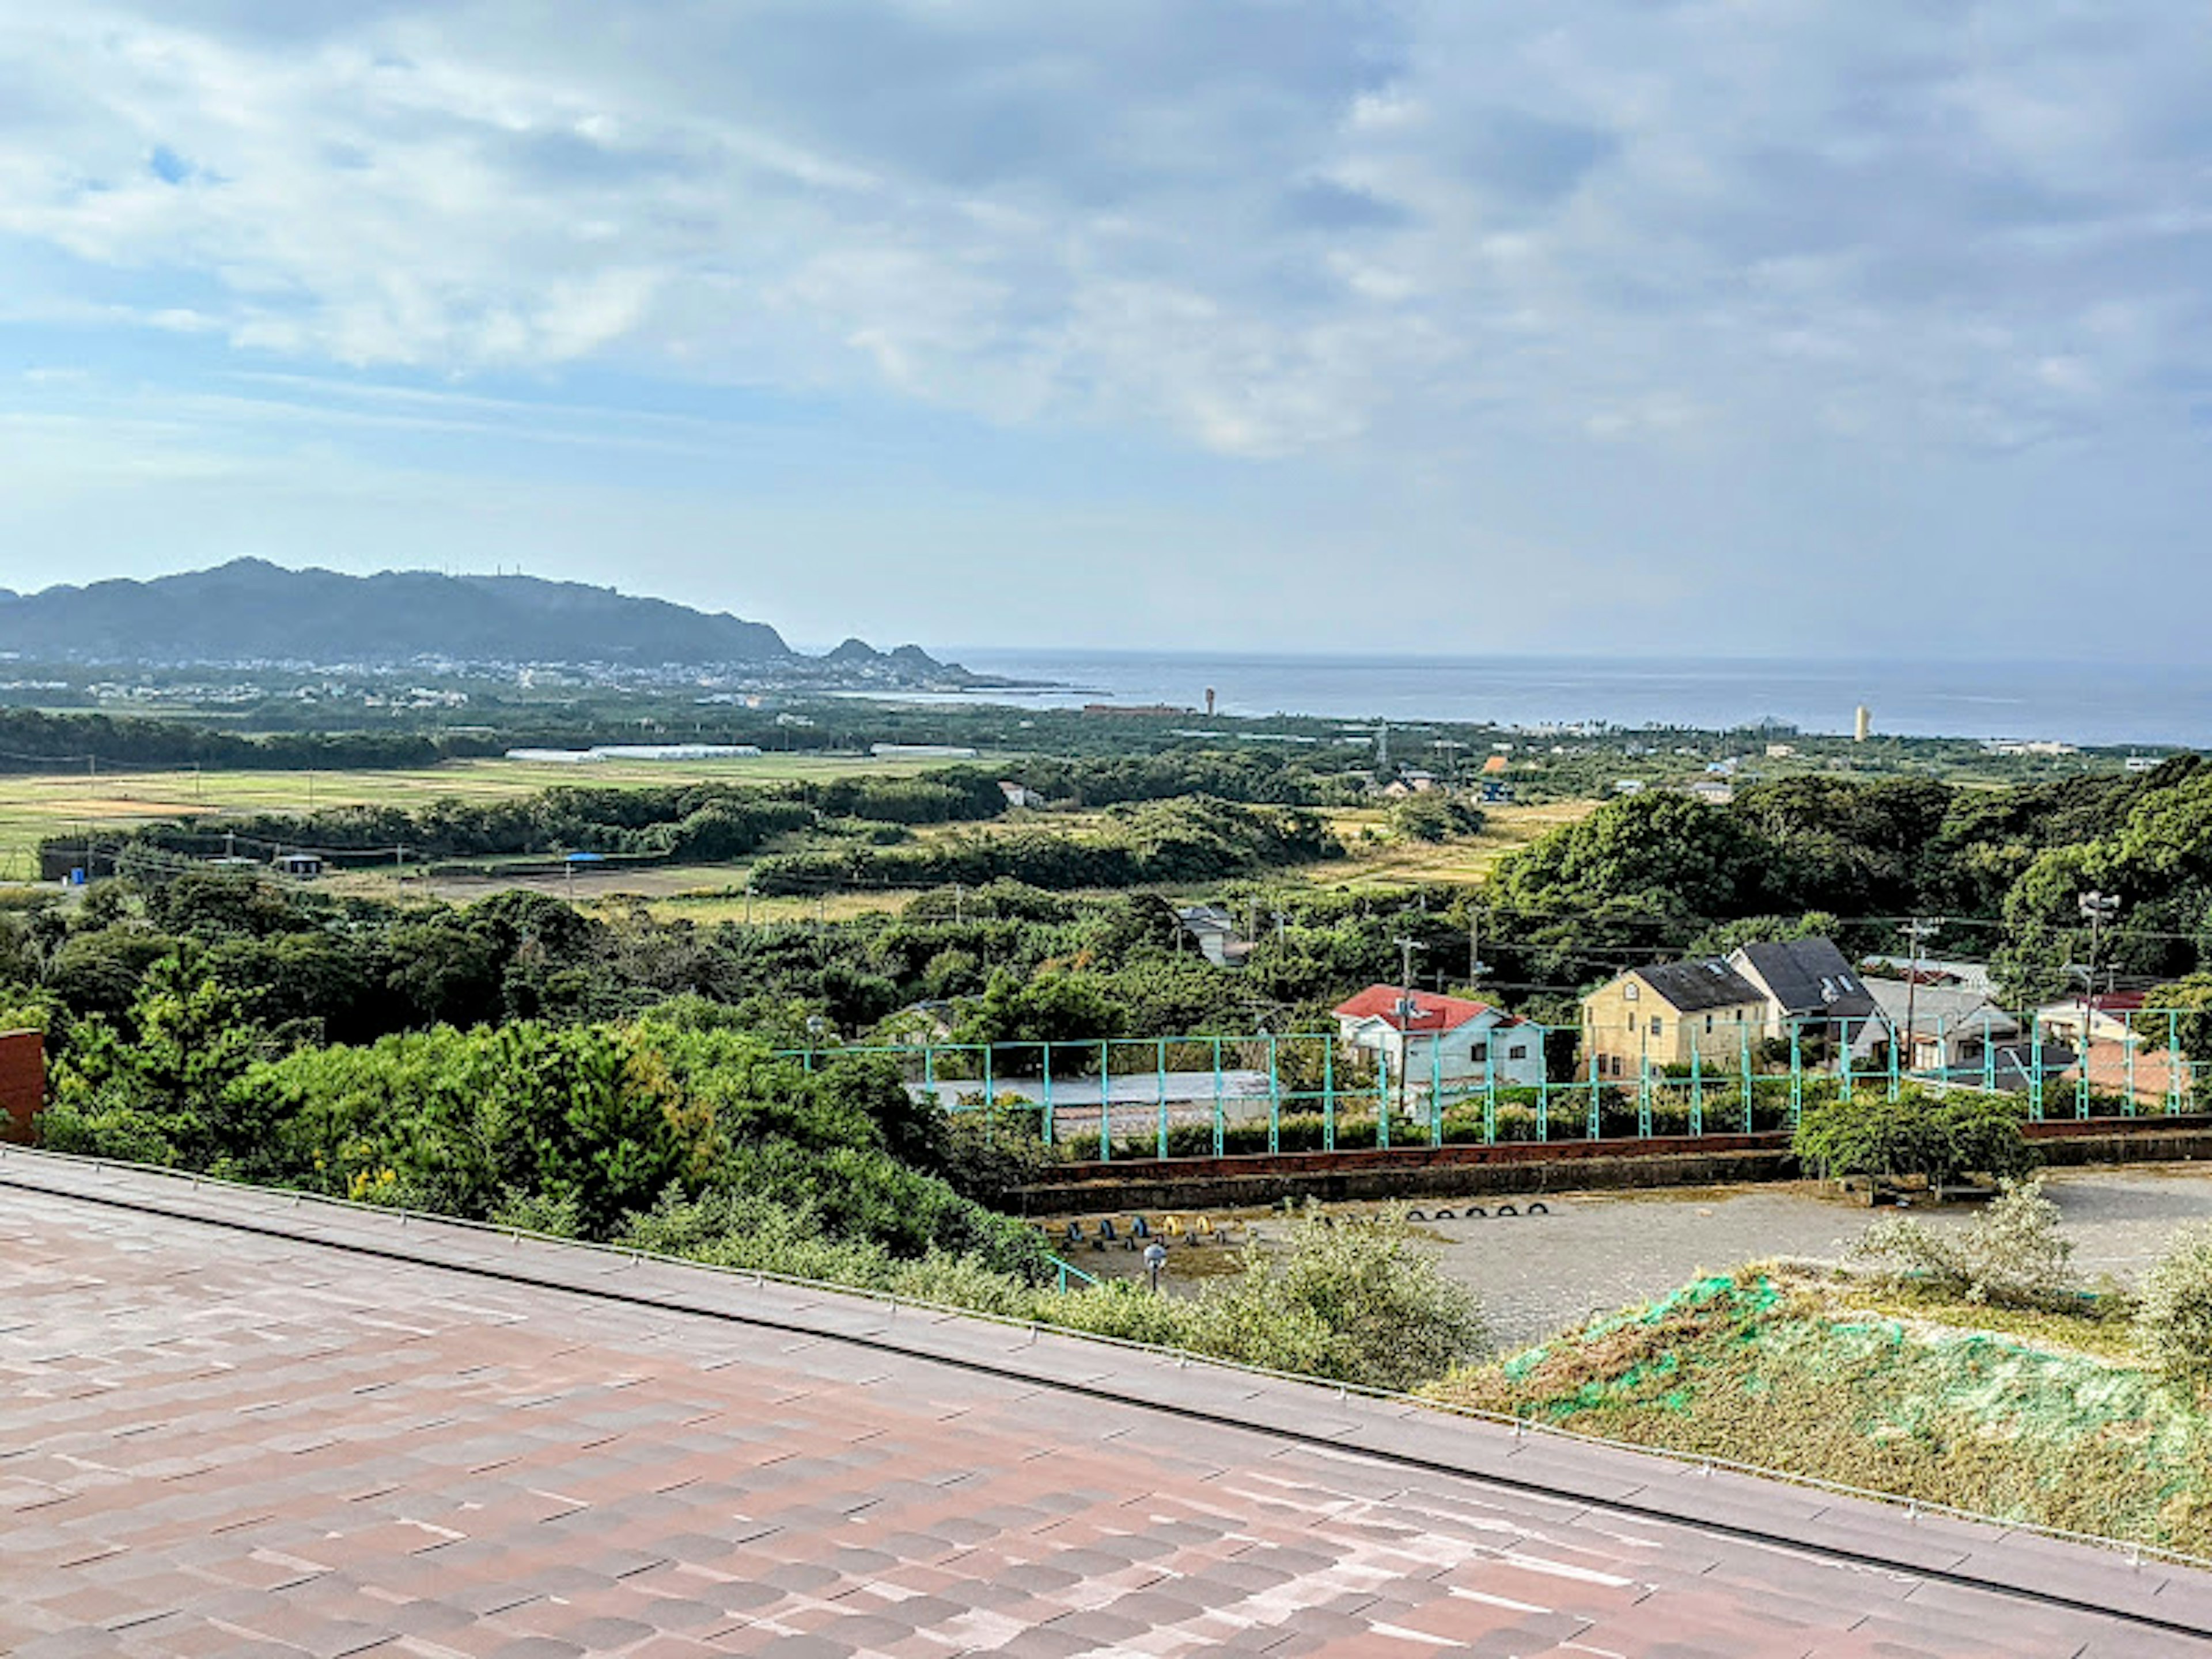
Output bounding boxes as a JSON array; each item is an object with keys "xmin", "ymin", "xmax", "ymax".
[
  {"xmin": 1732, "ymin": 938, "xmax": 1881, "ymax": 1022},
  {"xmin": 1631, "ymin": 959, "xmax": 1766, "ymax": 1012},
  {"xmin": 6, "ymin": 1154, "xmax": 2203, "ymax": 1656},
  {"xmin": 1334, "ymin": 984, "xmax": 1500, "ymax": 1032}
]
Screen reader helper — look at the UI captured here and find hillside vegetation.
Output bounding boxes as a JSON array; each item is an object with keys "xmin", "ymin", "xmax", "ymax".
[{"xmin": 1431, "ymin": 1270, "xmax": 2212, "ymax": 1555}]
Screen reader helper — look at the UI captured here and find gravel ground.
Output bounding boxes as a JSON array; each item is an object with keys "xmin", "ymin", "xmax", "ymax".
[{"xmin": 1429, "ymin": 1164, "xmax": 2212, "ymax": 1347}]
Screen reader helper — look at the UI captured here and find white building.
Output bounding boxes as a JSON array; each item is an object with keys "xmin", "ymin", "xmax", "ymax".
[{"xmin": 1332, "ymin": 987, "xmax": 1546, "ymax": 1089}]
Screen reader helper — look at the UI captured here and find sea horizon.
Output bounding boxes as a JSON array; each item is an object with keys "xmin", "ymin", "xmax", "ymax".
[{"xmin": 880, "ymin": 647, "xmax": 2212, "ymax": 749}]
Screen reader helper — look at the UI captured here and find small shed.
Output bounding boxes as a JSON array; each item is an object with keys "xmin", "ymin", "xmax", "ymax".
[{"xmin": 272, "ymin": 853, "xmax": 324, "ymax": 880}]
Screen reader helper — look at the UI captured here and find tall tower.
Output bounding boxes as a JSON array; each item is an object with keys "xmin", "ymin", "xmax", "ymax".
[
  {"xmin": 1376, "ymin": 721, "xmax": 1390, "ymax": 772},
  {"xmin": 1205, "ymin": 687, "xmax": 1217, "ymax": 716},
  {"xmin": 1854, "ymin": 705, "xmax": 1872, "ymax": 743}
]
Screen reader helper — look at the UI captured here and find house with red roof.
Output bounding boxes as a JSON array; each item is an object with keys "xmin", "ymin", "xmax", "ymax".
[{"xmin": 1331, "ymin": 985, "xmax": 1545, "ymax": 1089}]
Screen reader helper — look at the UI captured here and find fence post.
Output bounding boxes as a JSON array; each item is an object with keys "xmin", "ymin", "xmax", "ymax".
[
  {"xmin": 924, "ymin": 1043, "xmax": 934, "ymax": 1097},
  {"xmin": 1740, "ymin": 1018, "xmax": 1753, "ymax": 1134},
  {"xmin": 1983, "ymin": 1012, "xmax": 1995, "ymax": 1095},
  {"xmin": 1637, "ymin": 1054, "xmax": 1652, "ymax": 1139},
  {"xmin": 1789, "ymin": 1027, "xmax": 1803, "ymax": 1127},
  {"xmin": 1588, "ymin": 1052, "xmax": 1600, "ymax": 1141},
  {"xmin": 984, "ymin": 1043, "xmax": 994, "ymax": 1117},
  {"xmin": 1839, "ymin": 1018, "xmax": 1853, "ymax": 1104},
  {"xmin": 2078, "ymin": 1012, "xmax": 2091, "ymax": 1120},
  {"xmin": 2171, "ymin": 1010, "xmax": 2184, "ymax": 1117},
  {"xmin": 1537, "ymin": 1022, "xmax": 1550, "ymax": 1144},
  {"xmin": 2029, "ymin": 1013, "xmax": 2044, "ymax": 1121},
  {"xmin": 1157, "ymin": 1036, "xmax": 1169, "ymax": 1160},
  {"xmin": 1267, "ymin": 1033, "xmax": 1281, "ymax": 1156},
  {"xmin": 1099, "ymin": 1040, "xmax": 1111, "ymax": 1164},
  {"xmin": 1212, "ymin": 1035, "xmax": 1225, "ymax": 1158},
  {"xmin": 1430, "ymin": 1032, "xmax": 1443, "ymax": 1147},
  {"xmin": 1690, "ymin": 1044, "xmax": 1703, "ymax": 1138},
  {"xmin": 1887, "ymin": 1018, "xmax": 1899, "ymax": 1103},
  {"xmin": 1377, "ymin": 1047, "xmax": 1391, "ymax": 1150},
  {"xmin": 1485, "ymin": 1038, "xmax": 1498, "ymax": 1145},
  {"xmin": 1323, "ymin": 1035, "xmax": 1336, "ymax": 1153},
  {"xmin": 1042, "ymin": 1044, "xmax": 1055, "ymax": 1148}
]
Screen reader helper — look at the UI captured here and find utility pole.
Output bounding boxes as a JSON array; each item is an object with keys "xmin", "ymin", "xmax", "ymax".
[
  {"xmin": 1467, "ymin": 904, "xmax": 1490, "ymax": 990},
  {"xmin": 2078, "ymin": 891, "xmax": 2120, "ymax": 1074},
  {"xmin": 1899, "ymin": 916, "xmax": 1942, "ymax": 1078}
]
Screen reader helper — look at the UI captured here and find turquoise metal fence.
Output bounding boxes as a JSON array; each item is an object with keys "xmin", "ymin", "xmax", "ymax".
[{"xmin": 774, "ymin": 1012, "xmax": 2204, "ymax": 1166}]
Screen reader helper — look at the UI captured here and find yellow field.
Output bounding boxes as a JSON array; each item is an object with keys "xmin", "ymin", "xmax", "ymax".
[
  {"xmin": 0, "ymin": 752, "xmax": 990, "ymax": 881},
  {"xmin": 1300, "ymin": 800, "xmax": 1596, "ymax": 889}
]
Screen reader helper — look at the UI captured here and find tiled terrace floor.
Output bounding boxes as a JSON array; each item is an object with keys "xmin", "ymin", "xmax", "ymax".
[{"xmin": 3, "ymin": 1151, "xmax": 2210, "ymax": 1657}]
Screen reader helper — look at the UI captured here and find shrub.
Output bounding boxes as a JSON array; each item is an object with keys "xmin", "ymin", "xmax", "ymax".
[
  {"xmin": 1849, "ymin": 1176, "xmax": 2076, "ymax": 1307},
  {"xmin": 2135, "ymin": 1224, "xmax": 2212, "ymax": 1390},
  {"xmin": 1795, "ymin": 1086, "xmax": 2033, "ymax": 1187},
  {"xmin": 1194, "ymin": 1205, "xmax": 1490, "ymax": 1389}
]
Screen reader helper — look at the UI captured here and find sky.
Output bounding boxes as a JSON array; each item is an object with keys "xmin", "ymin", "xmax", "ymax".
[{"xmin": 0, "ymin": 1, "xmax": 2206, "ymax": 658}]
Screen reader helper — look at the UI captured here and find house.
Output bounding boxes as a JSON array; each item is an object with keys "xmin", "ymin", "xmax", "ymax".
[
  {"xmin": 1175, "ymin": 905, "xmax": 1251, "ymax": 969},
  {"xmin": 1862, "ymin": 978, "xmax": 2020, "ymax": 1074},
  {"xmin": 1332, "ymin": 986, "xmax": 1545, "ymax": 1089},
  {"xmin": 1725, "ymin": 938, "xmax": 1888, "ymax": 1061},
  {"xmin": 2035, "ymin": 990, "xmax": 2145, "ymax": 1051},
  {"xmin": 1859, "ymin": 955, "xmax": 1998, "ymax": 998},
  {"xmin": 1580, "ymin": 960, "xmax": 1768, "ymax": 1080},
  {"xmin": 272, "ymin": 852, "xmax": 324, "ymax": 880},
  {"xmin": 1684, "ymin": 780, "xmax": 1734, "ymax": 805},
  {"xmin": 998, "ymin": 781, "xmax": 1040, "ymax": 809}
]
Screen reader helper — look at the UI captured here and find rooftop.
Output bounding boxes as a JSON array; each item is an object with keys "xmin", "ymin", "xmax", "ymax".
[
  {"xmin": 2, "ymin": 1150, "xmax": 2207, "ymax": 1657},
  {"xmin": 1333, "ymin": 986, "xmax": 1502, "ymax": 1033},
  {"xmin": 1626, "ymin": 958, "xmax": 1766, "ymax": 1013}
]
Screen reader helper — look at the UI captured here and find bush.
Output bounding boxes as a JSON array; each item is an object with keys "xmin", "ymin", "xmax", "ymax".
[
  {"xmin": 1849, "ymin": 1177, "xmax": 2076, "ymax": 1307},
  {"xmin": 2136, "ymin": 1224, "xmax": 2212, "ymax": 1390},
  {"xmin": 1794, "ymin": 1085, "xmax": 2033, "ymax": 1187},
  {"xmin": 1194, "ymin": 1205, "xmax": 1490, "ymax": 1389}
]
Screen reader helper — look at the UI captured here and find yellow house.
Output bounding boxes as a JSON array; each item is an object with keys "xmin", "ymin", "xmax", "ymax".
[{"xmin": 1581, "ymin": 960, "xmax": 1768, "ymax": 1080}]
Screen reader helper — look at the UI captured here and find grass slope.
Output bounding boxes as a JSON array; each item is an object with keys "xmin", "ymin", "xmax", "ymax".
[{"xmin": 1428, "ymin": 1270, "xmax": 2212, "ymax": 1556}]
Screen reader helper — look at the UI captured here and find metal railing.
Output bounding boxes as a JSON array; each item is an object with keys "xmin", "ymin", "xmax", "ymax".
[{"xmin": 779, "ymin": 1012, "xmax": 2206, "ymax": 1164}]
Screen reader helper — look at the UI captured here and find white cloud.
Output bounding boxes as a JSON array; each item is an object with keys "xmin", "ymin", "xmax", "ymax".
[
  {"xmin": 0, "ymin": 0, "xmax": 2198, "ymax": 461},
  {"xmin": 0, "ymin": 1, "xmax": 2204, "ymax": 657}
]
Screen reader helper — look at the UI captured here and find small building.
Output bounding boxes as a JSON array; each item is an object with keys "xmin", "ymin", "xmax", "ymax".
[
  {"xmin": 1684, "ymin": 780, "xmax": 1734, "ymax": 805},
  {"xmin": 272, "ymin": 853, "xmax": 324, "ymax": 880},
  {"xmin": 2035, "ymin": 991, "xmax": 2146, "ymax": 1051},
  {"xmin": 1581, "ymin": 961, "xmax": 1768, "ymax": 1080},
  {"xmin": 1726, "ymin": 938, "xmax": 1889, "ymax": 1061},
  {"xmin": 1862, "ymin": 978, "xmax": 2020, "ymax": 1074},
  {"xmin": 1176, "ymin": 905, "xmax": 1251, "ymax": 969},
  {"xmin": 1332, "ymin": 987, "xmax": 1544, "ymax": 1089},
  {"xmin": 998, "ymin": 781, "xmax": 1040, "ymax": 809}
]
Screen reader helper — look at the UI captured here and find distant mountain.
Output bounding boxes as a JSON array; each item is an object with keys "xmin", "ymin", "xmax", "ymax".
[{"xmin": 0, "ymin": 560, "xmax": 963, "ymax": 676}]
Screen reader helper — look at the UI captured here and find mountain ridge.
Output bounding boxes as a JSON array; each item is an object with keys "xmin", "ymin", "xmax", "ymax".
[{"xmin": 0, "ymin": 560, "xmax": 964, "ymax": 678}]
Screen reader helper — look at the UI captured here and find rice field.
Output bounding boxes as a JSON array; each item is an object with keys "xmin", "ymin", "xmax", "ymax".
[{"xmin": 0, "ymin": 752, "xmax": 986, "ymax": 882}]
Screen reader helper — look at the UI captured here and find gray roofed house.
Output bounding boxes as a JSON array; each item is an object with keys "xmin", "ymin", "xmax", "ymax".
[
  {"xmin": 1729, "ymin": 938, "xmax": 1882, "ymax": 1029},
  {"xmin": 1728, "ymin": 937, "xmax": 1891, "ymax": 1063}
]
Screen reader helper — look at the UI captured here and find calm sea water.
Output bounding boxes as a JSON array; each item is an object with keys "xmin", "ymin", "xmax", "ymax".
[{"xmin": 927, "ymin": 651, "xmax": 2211, "ymax": 748}]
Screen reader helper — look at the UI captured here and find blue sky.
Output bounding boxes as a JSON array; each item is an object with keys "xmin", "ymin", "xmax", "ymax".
[{"xmin": 0, "ymin": 1, "xmax": 2205, "ymax": 657}]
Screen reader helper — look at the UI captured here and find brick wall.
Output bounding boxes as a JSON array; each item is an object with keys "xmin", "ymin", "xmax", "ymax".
[{"xmin": 0, "ymin": 1029, "xmax": 46, "ymax": 1145}]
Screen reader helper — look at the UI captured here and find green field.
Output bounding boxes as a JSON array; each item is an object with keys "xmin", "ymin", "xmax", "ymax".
[{"xmin": 0, "ymin": 753, "xmax": 987, "ymax": 882}]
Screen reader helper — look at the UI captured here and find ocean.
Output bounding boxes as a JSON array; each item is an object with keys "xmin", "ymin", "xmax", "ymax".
[{"xmin": 927, "ymin": 650, "xmax": 2211, "ymax": 749}]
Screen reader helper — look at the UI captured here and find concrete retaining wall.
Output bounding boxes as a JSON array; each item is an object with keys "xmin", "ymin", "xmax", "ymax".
[{"xmin": 1019, "ymin": 1113, "xmax": 2212, "ymax": 1215}]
